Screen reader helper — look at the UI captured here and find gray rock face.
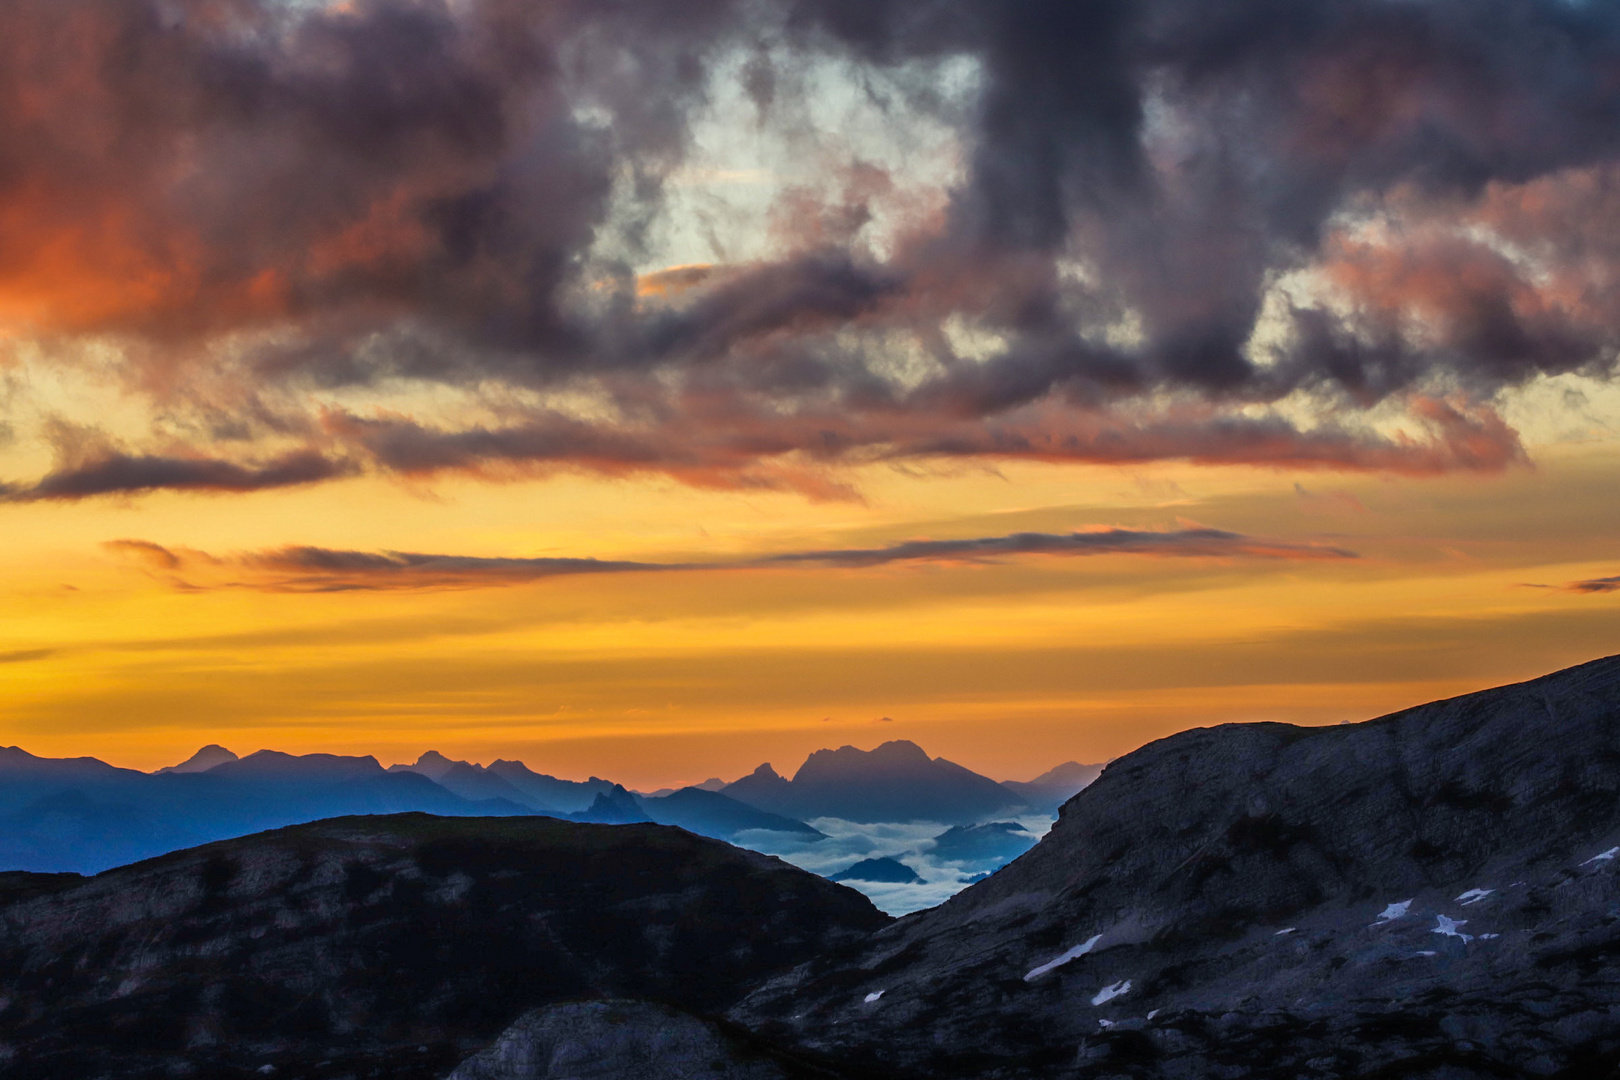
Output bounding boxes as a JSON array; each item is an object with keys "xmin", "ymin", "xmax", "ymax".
[
  {"xmin": 733, "ymin": 655, "xmax": 1620, "ymax": 1078},
  {"xmin": 447, "ymin": 1001, "xmax": 824, "ymax": 1080}
]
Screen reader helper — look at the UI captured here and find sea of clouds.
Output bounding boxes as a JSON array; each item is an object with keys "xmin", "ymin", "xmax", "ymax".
[{"xmin": 738, "ymin": 813, "xmax": 1057, "ymax": 916}]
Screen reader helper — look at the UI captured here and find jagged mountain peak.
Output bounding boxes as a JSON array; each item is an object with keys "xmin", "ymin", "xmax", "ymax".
[{"xmin": 154, "ymin": 745, "xmax": 239, "ymax": 774}]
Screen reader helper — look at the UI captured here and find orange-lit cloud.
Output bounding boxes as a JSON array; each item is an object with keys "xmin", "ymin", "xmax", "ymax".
[{"xmin": 0, "ymin": 0, "xmax": 1611, "ymax": 507}]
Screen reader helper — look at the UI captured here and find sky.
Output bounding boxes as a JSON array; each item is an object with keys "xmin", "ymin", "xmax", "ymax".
[{"xmin": 3, "ymin": 0, "xmax": 1620, "ymax": 788}]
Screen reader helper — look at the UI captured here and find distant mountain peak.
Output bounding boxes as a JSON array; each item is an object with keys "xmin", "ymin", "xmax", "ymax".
[
  {"xmin": 800, "ymin": 740, "xmax": 931, "ymax": 772},
  {"xmin": 1025, "ymin": 760, "xmax": 1105, "ymax": 786},
  {"xmin": 573, "ymin": 784, "xmax": 650, "ymax": 825},
  {"xmin": 400, "ymin": 750, "xmax": 465, "ymax": 781},
  {"xmin": 723, "ymin": 740, "xmax": 1021, "ymax": 824},
  {"xmin": 829, "ymin": 856, "xmax": 924, "ymax": 884},
  {"xmin": 215, "ymin": 750, "xmax": 385, "ymax": 780},
  {"xmin": 155, "ymin": 745, "xmax": 238, "ymax": 774}
]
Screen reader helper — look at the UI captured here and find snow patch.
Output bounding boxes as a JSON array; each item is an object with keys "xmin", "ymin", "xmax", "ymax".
[
  {"xmin": 1581, "ymin": 847, "xmax": 1619, "ymax": 866},
  {"xmin": 1274, "ymin": 927, "xmax": 1296, "ymax": 936},
  {"xmin": 1097, "ymin": 1018, "xmax": 1114, "ymax": 1029},
  {"xmin": 1091, "ymin": 980, "xmax": 1131, "ymax": 1006},
  {"xmin": 1433, "ymin": 914, "xmax": 1473, "ymax": 943},
  {"xmin": 1024, "ymin": 933, "xmax": 1103, "ymax": 981},
  {"xmin": 1455, "ymin": 888, "xmax": 1494, "ymax": 905},
  {"xmin": 1147, "ymin": 1009, "xmax": 1160, "ymax": 1020},
  {"xmin": 1479, "ymin": 933, "xmax": 1500, "ymax": 940},
  {"xmin": 863, "ymin": 991, "xmax": 884, "ymax": 1004},
  {"xmin": 1413, "ymin": 950, "xmax": 1438, "ymax": 957},
  {"xmin": 1372, "ymin": 899, "xmax": 1412, "ymax": 926}
]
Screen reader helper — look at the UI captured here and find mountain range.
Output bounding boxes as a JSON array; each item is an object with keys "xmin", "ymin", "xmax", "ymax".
[
  {"xmin": 721, "ymin": 739, "xmax": 1047, "ymax": 824},
  {"xmin": 0, "ymin": 741, "xmax": 1097, "ymax": 876},
  {"xmin": 4, "ymin": 655, "xmax": 1620, "ymax": 1077}
]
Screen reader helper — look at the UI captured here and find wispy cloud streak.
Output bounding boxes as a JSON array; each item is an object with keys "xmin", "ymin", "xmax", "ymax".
[
  {"xmin": 1564, "ymin": 575, "xmax": 1620, "ymax": 595},
  {"xmin": 107, "ymin": 528, "xmax": 1357, "ymax": 592}
]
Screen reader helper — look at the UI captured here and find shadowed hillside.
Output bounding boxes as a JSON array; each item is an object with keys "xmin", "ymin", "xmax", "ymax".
[{"xmin": 0, "ymin": 815, "xmax": 888, "ymax": 1080}]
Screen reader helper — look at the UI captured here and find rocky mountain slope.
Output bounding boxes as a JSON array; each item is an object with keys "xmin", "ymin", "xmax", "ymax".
[
  {"xmin": 0, "ymin": 814, "xmax": 888, "ymax": 1080},
  {"xmin": 732, "ymin": 655, "xmax": 1620, "ymax": 1079}
]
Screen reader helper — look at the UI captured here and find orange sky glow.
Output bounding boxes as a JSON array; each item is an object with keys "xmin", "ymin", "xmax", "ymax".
[{"xmin": 3, "ymin": 0, "xmax": 1619, "ymax": 788}]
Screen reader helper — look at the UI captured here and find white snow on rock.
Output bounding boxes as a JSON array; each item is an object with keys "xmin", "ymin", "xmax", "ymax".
[
  {"xmin": 1024, "ymin": 933, "xmax": 1103, "ymax": 981},
  {"xmin": 1091, "ymin": 980, "xmax": 1132, "ymax": 1006},
  {"xmin": 1433, "ymin": 914, "xmax": 1473, "ymax": 943},
  {"xmin": 1455, "ymin": 888, "xmax": 1494, "ymax": 905},
  {"xmin": 1581, "ymin": 847, "xmax": 1619, "ymax": 866},
  {"xmin": 1413, "ymin": 950, "xmax": 1438, "ymax": 957},
  {"xmin": 1147, "ymin": 1009, "xmax": 1160, "ymax": 1020},
  {"xmin": 1274, "ymin": 927, "xmax": 1296, "ymax": 936},
  {"xmin": 1479, "ymin": 933, "xmax": 1500, "ymax": 940},
  {"xmin": 1097, "ymin": 1018, "xmax": 1115, "ymax": 1029},
  {"xmin": 863, "ymin": 991, "xmax": 884, "ymax": 1003},
  {"xmin": 1372, "ymin": 899, "xmax": 1412, "ymax": 925}
]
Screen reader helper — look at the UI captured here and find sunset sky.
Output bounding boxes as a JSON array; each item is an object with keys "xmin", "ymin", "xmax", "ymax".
[{"xmin": 4, "ymin": 0, "xmax": 1620, "ymax": 787}]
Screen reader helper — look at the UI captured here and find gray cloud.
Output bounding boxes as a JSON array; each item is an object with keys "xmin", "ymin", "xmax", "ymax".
[
  {"xmin": 1, "ymin": 451, "xmax": 351, "ymax": 502},
  {"xmin": 1565, "ymin": 575, "xmax": 1620, "ymax": 595},
  {"xmin": 111, "ymin": 526, "xmax": 1357, "ymax": 592}
]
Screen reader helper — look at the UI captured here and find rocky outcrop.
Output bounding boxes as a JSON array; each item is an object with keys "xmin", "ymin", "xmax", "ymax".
[
  {"xmin": 446, "ymin": 1000, "xmax": 851, "ymax": 1080},
  {"xmin": 734, "ymin": 655, "xmax": 1620, "ymax": 1078},
  {"xmin": 0, "ymin": 814, "xmax": 888, "ymax": 1079}
]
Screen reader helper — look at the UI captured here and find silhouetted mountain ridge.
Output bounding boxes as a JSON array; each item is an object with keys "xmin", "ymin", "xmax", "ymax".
[{"xmin": 721, "ymin": 740, "xmax": 1024, "ymax": 824}]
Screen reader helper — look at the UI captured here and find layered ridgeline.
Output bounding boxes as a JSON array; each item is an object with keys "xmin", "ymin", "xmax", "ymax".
[
  {"xmin": 0, "ymin": 743, "xmax": 1092, "ymax": 876},
  {"xmin": 0, "ymin": 751, "xmax": 827, "ymax": 873},
  {"xmin": 0, "ymin": 815, "xmax": 888, "ymax": 1080},
  {"xmin": 731, "ymin": 655, "xmax": 1620, "ymax": 1079}
]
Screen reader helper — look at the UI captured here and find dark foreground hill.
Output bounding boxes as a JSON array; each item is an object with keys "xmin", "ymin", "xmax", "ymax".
[
  {"xmin": 0, "ymin": 815, "xmax": 888, "ymax": 1080},
  {"xmin": 730, "ymin": 655, "xmax": 1620, "ymax": 1079}
]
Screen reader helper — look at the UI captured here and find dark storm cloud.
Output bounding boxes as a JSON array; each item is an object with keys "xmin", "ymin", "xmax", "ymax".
[
  {"xmin": 111, "ymin": 526, "xmax": 1356, "ymax": 592},
  {"xmin": 758, "ymin": 528, "xmax": 1358, "ymax": 566},
  {"xmin": 1565, "ymin": 575, "xmax": 1620, "ymax": 595},
  {"xmin": 3, "ymin": 0, "xmax": 1619, "ymax": 499},
  {"xmin": 0, "ymin": 451, "xmax": 350, "ymax": 502}
]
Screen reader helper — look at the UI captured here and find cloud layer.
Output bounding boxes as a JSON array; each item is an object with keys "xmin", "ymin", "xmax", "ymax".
[
  {"xmin": 4, "ymin": 0, "xmax": 1620, "ymax": 498},
  {"xmin": 107, "ymin": 526, "xmax": 1358, "ymax": 592}
]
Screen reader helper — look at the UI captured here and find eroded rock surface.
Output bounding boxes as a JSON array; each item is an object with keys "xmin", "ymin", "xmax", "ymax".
[{"xmin": 447, "ymin": 1000, "xmax": 847, "ymax": 1080}]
